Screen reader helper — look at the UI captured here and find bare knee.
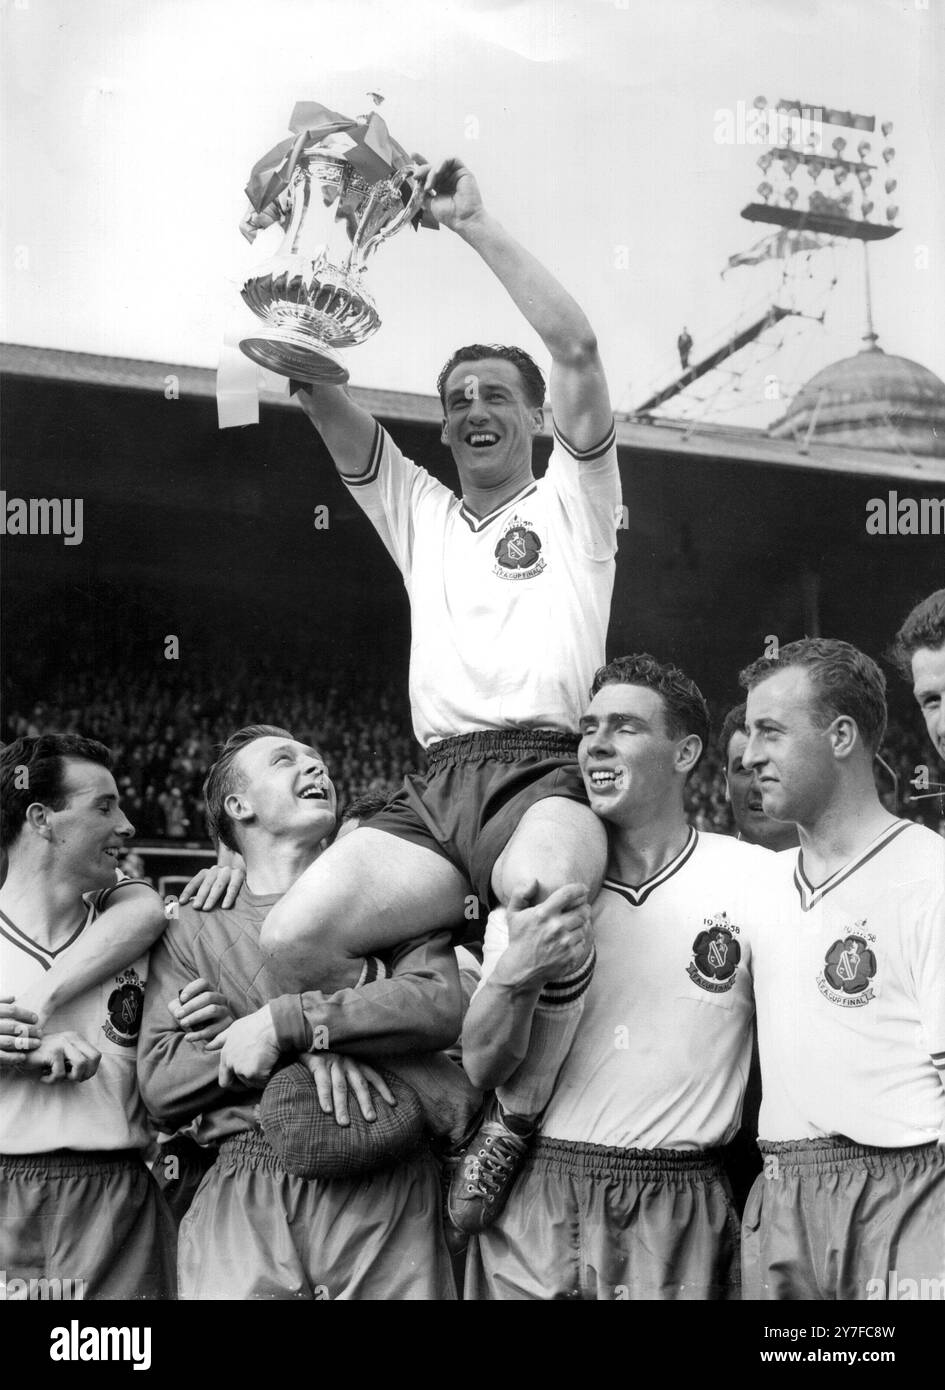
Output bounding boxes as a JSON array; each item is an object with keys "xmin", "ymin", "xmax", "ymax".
[
  {"xmin": 492, "ymin": 799, "xmax": 608, "ymax": 904},
  {"xmin": 261, "ymin": 898, "xmax": 355, "ymax": 992}
]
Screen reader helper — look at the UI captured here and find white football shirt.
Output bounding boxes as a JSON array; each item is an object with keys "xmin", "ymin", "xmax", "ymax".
[
  {"xmin": 480, "ymin": 831, "xmax": 771, "ymax": 1149},
  {"xmin": 343, "ymin": 421, "xmax": 621, "ymax": 748},
  {"xmin": 0, "ymin": 881, "xmax": 151, "ymax": 1154},
  {"xmin": 753, "ymin": 820, "xmax": 945, "ymax": 1147}
]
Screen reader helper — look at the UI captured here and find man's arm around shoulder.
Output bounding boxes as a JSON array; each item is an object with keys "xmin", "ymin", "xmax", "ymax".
[{"xmin": 19, "ymin": 880, "xmax": 166, "ymax": 1026}]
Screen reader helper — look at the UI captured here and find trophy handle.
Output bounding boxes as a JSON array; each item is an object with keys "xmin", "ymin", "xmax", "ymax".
[{"xmin": 353, "ymin": 164, "xmax": 425, "ymax": 260}]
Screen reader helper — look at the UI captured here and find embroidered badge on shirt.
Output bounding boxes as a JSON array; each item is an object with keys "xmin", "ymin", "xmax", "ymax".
[
  {"xmin": 687, "ymin": 912, "xmax": 742, "ymax": 993},
  {"xmin": 103, "ymin": 966, "xmax": 145, "ymax": 1046},
  {"xmin": 816, "ymin": 925, "xmax": 878, "ymax": 1007},
  {"xmin": 493, "ymin": 515, "xmax": 546, "ymax": 581}
]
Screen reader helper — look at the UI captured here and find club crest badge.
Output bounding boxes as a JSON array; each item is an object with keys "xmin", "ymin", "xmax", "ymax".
[
  {"xmin": 103, "ymin": 966, "xmax": 145, "ymax": 1046},
  {"xmin": 493, "ymin": 514, "xmax": 545, "ymax": 581},
  {"xmin": 817, "ymin": 925, "xmax": 877, "ymax": 1007},
  {"xmin": 687, "ymin": 912, "xmax": 741, "ymax": 993}
]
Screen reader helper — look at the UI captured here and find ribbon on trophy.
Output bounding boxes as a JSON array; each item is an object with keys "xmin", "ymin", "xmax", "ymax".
[
  {"xmin": 241, "ymin": 101, "xmax": 439, "ymax": 241},
  {"xmin": 218, "ymin": 99, "xmax": 436, "ymax": 427}
]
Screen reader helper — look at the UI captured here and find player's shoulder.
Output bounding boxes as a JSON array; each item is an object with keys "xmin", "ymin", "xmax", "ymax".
[
  {"xmin": 171, "ymin": 897, "xmax": 241, "ymax": 949},
  {"xmin": 894, "ymin": 818, "xmax": 945, "ymax": 861},
  {"xmin": 888, "ymin": 820, "xmax": 945, "ymax": 890},
  {"xmin": 381, "ymin": 426, "xmax": 450, "ymax": 498},
  {"xmin": 693, "ymin": 830, "xmax": 777, "ymax": 868},
  {"xmin": 549, "ymin": 417, "xmax": 618, "ymax": 467},
  {"xmin": 693, "ymin": 833, "xmax": 795, "ymax": 909},
  {"xmin": 83, "ymin": 876, "xmax": 163, "ymax": 923}
]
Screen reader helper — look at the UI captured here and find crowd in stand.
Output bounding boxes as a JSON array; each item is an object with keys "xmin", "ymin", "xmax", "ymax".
[
  {"xmin": 4, "ymin": 664, "xmax": 940, "ymax": 842},
  {"xmin": 2, "ymin": 668, "xmax": 420, "ymax": 840}
]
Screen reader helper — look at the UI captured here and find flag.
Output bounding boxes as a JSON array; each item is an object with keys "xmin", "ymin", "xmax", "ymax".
[{"xmin": 722, "ymin": 228, "xmax": 830, "ymax": 276}]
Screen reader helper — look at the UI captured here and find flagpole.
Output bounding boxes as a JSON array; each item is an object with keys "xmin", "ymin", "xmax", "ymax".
[{"xmin": 862, "ymin": 240, "xmax": 879, "ymax": 347}]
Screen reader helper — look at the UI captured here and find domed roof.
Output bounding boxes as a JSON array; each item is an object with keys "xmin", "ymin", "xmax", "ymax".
[{"xmin": 769, "ymin": 346, "xmax": 945, "ymax": 456}]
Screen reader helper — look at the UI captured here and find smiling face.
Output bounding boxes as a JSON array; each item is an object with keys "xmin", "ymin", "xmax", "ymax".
[
  {"xmin": 742, "ymin": 666, "xmax": 838, "ymax": 825},
  {"xmin": 578, "ymin": 682, "xmax": 693, "ymax": 826},
  {"xmin": 226, "ymin": 736, "xmax": 336, "ymax": 849},
  {"xmin": 911, "ymin": 645, "xmax": 945, "ymax": 761},
  {"xmin": 440, "ymin": 358, "xmax": 542, "ymax": 494},
  {"xmin": 44, "ymin": 757, "xmax": 134, "ymax": 891}
]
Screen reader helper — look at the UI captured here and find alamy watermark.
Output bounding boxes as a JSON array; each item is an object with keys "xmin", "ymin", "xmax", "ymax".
[
  {"xmin": 0, "ymin": 492, "xmax": 83, "ymax": 545},
  {"xmin": 50, "ymin": 1320, "xmax": 151, "ymax": 1370},
  {"xmin": 0, "ymin": 1269, "xmax": 85, "ymax": 1299},
  {"xmin": 865, "ymin": 1270, "xmax": 945, "ymax": 1300},
  {"xmin": 866, "ymin": 492, "xmax": 945, "ymax": 536},
  {"xmin": 714, "ymin": 101, "xmax": 824, "ymax": 151}
]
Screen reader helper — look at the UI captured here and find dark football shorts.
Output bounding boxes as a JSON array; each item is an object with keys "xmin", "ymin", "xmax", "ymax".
[
  {"xmin": 466, "ymin": 1138, "xmax": 741, "ymax": 1301},
  {"xmin": 365, "ymin": 729, "xmax": 589, "ymax": 912},
  {"xmin": 0, "ymin": 1148, "xmax": 176, "ymax": 1299},
  {"xmin": 742, "ymin": 1137, "xmax": 945, "ymax": 1300},
  {"xmin": 178, "ymin": 1129, "xmax": 455, "ymax": 1300}
]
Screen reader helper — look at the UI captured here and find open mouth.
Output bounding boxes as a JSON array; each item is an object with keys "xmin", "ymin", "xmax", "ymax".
[
  {"xmin": 588, "ymin": 768, "xmax": 628, "ymax": 791},
  {"xmin": 298, "ymin": 786, "xmax": 329, "ymax": 802},
  {"xmin": 465, "ymin": 432, "xmax": 499, "ymax": 449},
  {"xmin": 103, "ymin": 846, "xmax": 122, "ymax": 859}
]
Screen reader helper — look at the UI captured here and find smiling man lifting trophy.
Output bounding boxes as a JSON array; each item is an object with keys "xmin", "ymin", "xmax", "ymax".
[{"xmin": 238, "ymin": 100, "xmax": 432, "ymax": 384}]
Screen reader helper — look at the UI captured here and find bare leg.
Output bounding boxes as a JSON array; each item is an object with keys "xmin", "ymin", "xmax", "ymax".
[
  {"xmin": 261, "ymin": 827, "xmax": 470, "ymax": 993},
  {"xmin": 491, "ymin": 797, "xmax": 607, "ymax": 906}
]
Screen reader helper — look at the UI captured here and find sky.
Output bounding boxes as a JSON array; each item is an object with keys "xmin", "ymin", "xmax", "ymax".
[{"xmin": 3, "ymin": 0, "xmax": 943, "ymax": 426}]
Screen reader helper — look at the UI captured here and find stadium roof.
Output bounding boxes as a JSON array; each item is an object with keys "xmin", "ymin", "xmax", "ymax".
[{"xmin": 2, "ymin": 342, "xmax": 942, "ymax": 485}]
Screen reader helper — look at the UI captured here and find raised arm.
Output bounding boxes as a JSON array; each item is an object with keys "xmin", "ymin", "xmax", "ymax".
[
  {"xmin": 423, "ymin": 158, "xmax": 612, "ymax": 452},
  {"xmin": 17, "ymin": 881, "xmax": 166, "ymax": 1027},
  {"xmin": 294, "ymin": 382, "xmax": 379, "ymax": 479}
]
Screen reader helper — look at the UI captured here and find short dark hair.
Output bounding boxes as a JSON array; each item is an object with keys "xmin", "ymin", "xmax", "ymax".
[
  {"xmin": 889, "ymin": 589, "xmax": 945, "ymax": 678},
  {"xmin": 590, "ymin": 653, "xmax": 710, "ymax": 768},
  {"xmin": 718, "ymin": 702, "xmax": 748, "ymax": 763},
  {"xmin": 203, "ymin": 725, "xmax": 295, "ymax": 852},
  {"xmin": 436, "ymin": 344, "xmax": 546, "ymax": 410},
  {"xmin": 0, "ymin": 735, "xmax": 113, "ymax": 849},
  {"xmin": 739, "ymin": 638, "xmax": 887, "ymax": 754}
]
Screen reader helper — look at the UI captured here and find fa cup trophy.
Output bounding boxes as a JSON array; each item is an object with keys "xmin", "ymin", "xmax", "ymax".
[{"xmin": 239, "ymin": 102, "xmax": 429, "ymax": 385}]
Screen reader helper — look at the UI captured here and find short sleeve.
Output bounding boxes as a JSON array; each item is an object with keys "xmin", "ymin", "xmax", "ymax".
[
  {"xmin": 909, "ymin": 886, "xmax": 945, "ymax": 1063},
  {"xmin": 341, "ymin": 421, "xmax": 453, "ymax": 577},
  {"xmin": 544, "ymin": 419, "xmax": 622, "ymax": 561}
]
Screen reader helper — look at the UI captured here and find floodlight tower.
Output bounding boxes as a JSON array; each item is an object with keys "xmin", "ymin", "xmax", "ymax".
[{"xmin": 743, "ymin": 98, "xmax": 900, "ymax": 346}]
